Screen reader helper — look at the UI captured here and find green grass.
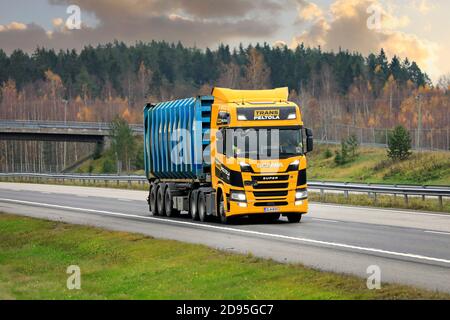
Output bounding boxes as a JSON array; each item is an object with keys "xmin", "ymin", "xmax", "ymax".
[
  {"xmin": 0, "ymin": 213, "xmax": 448, "ymax": 300},
  {"xmin": 309, "ymin": 145, "xmax": 450, "ymax": 186}
]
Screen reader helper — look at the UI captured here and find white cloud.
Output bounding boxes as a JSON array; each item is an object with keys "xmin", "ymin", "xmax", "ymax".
[
  {"xmin": 292, "ymin": 0, "xmax": 438, "ymax": 81},
  {"xmin": 296, "ymin": 0, "xmax": 324, "ymax": 21},
  {"xmin": 0, "ymin": 0, "xmax": 283, "ymax": 54},
  {"xmin": 273, "ymin": 40, "xmax": 287, "ymax": 48},
  {"xmin": 412, "ymin": 0, "xmax": 436, "ymax": 14},
  {"xmin": 0, "ymin": 21, "xmax": 28, "ymax": 32},
  {"xmin": 52, "ymin": 18, "xmax": 64, "ymax": 28}
]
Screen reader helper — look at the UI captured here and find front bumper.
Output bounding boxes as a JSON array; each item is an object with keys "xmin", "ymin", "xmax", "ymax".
[{"xmin": 227, "ymin": 195, "xmax": 308, "ymax": 217}]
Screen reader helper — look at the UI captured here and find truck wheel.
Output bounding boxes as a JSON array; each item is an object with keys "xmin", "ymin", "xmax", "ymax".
[
  {"xmin": 157, "ymin": 184, "xmax": 166, "ymax": 216},
  {"xmin": 165, "ymin": 187, "xmax": 179, "ymax": 217},
  {"xmin": 150, "ymin": 185, "xmax": 158, "ymax": 215},
  {"xmin": 197, "ymin": 191, "xmax": 209, "ymax": 222},
  {"xmin": 189, "ymin": 190, "xmax": 199, "ymax": 221},
  {"xmin": 287, "ymin": 213, "xmax": 302, "ymax": 223},
  {"xmin": 218, "ymin": 193, "xmax": 229, "ymax": 224}
]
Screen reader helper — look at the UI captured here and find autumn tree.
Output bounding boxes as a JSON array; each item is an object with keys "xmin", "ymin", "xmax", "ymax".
[
  {"xmin": 243, "ymin": 48, "xmax": 271, "ymax": 89},
  {"xmin": 217, "ymin": 62, "xmax": 243, "ymax": 88}
]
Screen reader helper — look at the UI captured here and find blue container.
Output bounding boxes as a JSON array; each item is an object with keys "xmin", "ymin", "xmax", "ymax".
[{"xmin": 144, "ymin": 96, "xmax": 213, "ymax": 180}]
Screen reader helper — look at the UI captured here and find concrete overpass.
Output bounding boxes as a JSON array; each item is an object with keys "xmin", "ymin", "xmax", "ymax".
[{"xmin": 0, "ymin": 120, "xmax": 143, "ymax": 143}]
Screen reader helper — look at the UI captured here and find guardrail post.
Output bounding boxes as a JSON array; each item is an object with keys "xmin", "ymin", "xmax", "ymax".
[
  {"xmin": 404, "ymin": 194, "xmax": 409, "ymax": 206},
  {"xmin": 344, "ymin": 190, "xmax": 349, "ymax": 200},
  {"xmin": 438, "ymin": 196, "xmax": 443, "ymax": 211},
  {"xmin": 128, "ymin": 180, "xmax": 132, "ymax": 188},
  {"xmin": 320, "ymin": 188, "xmax": 324, "ymax": 201},
  {"xmin": 373, "ymin": 192, "xmax": 377, "ymax": 205}
]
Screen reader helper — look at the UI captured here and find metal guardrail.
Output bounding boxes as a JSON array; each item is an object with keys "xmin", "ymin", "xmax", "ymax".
[
  {"xmin": 308, "ymin": 181, "xmax": 449, "ymax": 209},
  {"xmin": 1, "ymin": 173, "xmax": 449, "ymax": 209},
  {"xmin": 0, "ymin": 173, "xmax": 147, "ymax": 187}
]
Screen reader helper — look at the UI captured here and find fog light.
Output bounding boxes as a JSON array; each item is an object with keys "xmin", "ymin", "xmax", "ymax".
[
  {"xmin": 238, "ymin": 203, "xmax": 247, "ymax": 208},
  {"xmin": 295, "ymin": 200, "xmax": 303, "ymax": 206}
]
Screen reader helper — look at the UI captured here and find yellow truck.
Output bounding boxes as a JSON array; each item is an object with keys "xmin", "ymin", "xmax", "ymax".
[{"xmin": 144, "ymin": 87, "xmax": 313, "ymax": 223}]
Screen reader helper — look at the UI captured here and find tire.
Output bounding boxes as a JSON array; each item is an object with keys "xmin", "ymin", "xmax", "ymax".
[
  {"xmin": 165, "ymin": 187, "xmax": 180, "ymax": 217},
  {"xmin": 189, "ymin": 190, "xmax": 199, "ymax": 221},
  {"xmin": 287, "ymin": 213, "xmax": 302, "ymax": 223},
  {"xmin": 197, "ymin": 191, "xmax": 209, "ymax": 222},
  {"xmin": 218, "ymin": 192, "xmax": 229, "ymax": 224},
  {"xmin": 157, "ymin": 184, "xmax": 166, "ymax": 216},
  {"xmin": 149, "ymin": 184, "xmax": 158, "ymax": 216}
]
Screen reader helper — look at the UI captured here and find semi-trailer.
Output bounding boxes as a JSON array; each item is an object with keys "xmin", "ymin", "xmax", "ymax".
[{"xmin": 143, "ymin": 87, "xmax": 313, "ymax": 223}]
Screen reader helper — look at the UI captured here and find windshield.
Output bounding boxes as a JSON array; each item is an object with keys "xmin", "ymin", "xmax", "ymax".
[{"xmin": 217, "ymin": 128, "xmax": 303, "ymax": 160}]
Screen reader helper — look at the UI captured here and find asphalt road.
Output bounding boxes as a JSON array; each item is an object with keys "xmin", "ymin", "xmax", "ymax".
[{"xmin": 1, "ymin": 182, "xmax": 450, "ymax": 293}]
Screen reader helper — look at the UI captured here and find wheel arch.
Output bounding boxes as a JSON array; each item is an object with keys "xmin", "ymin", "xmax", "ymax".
[{"xmin": 215, "ymin": 185, "xmax": 226, "ymax": 213}]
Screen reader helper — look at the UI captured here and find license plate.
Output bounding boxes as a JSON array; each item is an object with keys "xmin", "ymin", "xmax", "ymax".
[{"xmin": 264, "ymin": 207, "xmax": 280, "ymax": 212}]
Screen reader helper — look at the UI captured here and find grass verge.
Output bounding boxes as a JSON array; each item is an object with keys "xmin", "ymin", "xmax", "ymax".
[
  {"xmin": 0, "ymin": 213, "xmax": 448, "ymax": 300},
  {"xmin": 309, "ymin": 145, "xmax": 450, "ymax": 186}
]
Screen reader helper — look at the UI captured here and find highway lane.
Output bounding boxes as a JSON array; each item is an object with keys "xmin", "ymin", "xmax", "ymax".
[{"xmin": 1, "ymin": 182, "xmax": 450, "ymax": 293}]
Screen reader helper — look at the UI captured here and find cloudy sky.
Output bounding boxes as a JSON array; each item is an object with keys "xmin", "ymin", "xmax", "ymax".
[{"xmin": 0, "ymin": 0, "xmax": 449, "ymax": 82}]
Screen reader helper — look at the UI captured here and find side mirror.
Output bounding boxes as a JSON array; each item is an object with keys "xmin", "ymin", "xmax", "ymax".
[{"xmin": 305, "ymin": 128, "xmax": 313, "ymax": 153}]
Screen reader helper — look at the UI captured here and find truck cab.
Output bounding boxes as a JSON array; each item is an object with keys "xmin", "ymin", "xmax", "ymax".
[{"xmin": 210, "ymin": 87, "xmax": 313, "ymax": 223}]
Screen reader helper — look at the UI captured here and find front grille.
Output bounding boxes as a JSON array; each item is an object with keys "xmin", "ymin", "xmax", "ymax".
[
  {"xmin": 253, "ymin": 175, "xmax": 289, "ymax": 182},
  {"xmin": 254, "ymin": 201, "xmax": 288, "ymax": 207},
  {"xmin": 253, "ymin": 190, "xmax": 288, "ymax": 198},
  {"xmin": 253, "ymin": 182, "xmax": 289, "ymax": 189}
]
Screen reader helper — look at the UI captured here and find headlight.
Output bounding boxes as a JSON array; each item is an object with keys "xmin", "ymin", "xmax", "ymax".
[
  {"xmin": 295, "ymin": 189, "xmax": 308, "ymax": 199},
  {"xmin": 237, "ymin": 115, "xmax": 247, "ymax": 121},
  {"xmin": 240, "ymin": 162, "xmax": 253, "ymax": 173},
  {"xmin": 288, "ymin": 113, "xmax": 297, "ymax": 120},
  {"xmin": 231, "ymin": 191, "xmax": 246, "ymax": 202},
  {"xmin": 287, "ymin": 159, "xmax": 300, "ymax": 171}
]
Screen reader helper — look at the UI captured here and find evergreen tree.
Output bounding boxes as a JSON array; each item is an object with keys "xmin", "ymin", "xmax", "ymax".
[
  {"xmin": 387, "ymin": 126, "xmax": 412, "ymax": 161},
  {"xmin": 110, "ymin": 116, "xmax": 137, "ymax": 172},
  {"xmin": 0, "ymin": 41, "xmax": 430, "ymax": 101}
]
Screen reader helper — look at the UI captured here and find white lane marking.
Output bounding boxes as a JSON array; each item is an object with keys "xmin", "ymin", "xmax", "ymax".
[
  {"xmin": 311, "ymin": 202, "xmax": 450, "ymax": 218},
  {"xmin": 424, "ymin": 230, "xmax": 450, "ymax": 236},
  {"xmin": 2, "ymin": 197, "xmax": 450, "ymax": 266},
  {"xmin": 311, "ymin": 218, "xmax": 339, "ymax": 223}
]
